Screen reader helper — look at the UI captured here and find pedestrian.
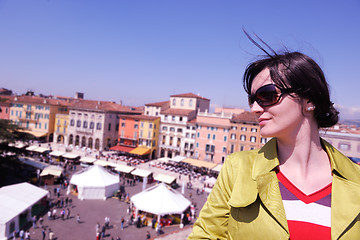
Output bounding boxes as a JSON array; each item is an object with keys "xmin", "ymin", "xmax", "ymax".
[
  {"xmin": 41, "ymin": 228, "xmax": 46, "ymax": 240},
  {"xmin": 121, "ymin": 217, "xmax": 125, "ymax": 230},
  {"xmin": 68, "ymin": 198, "xmax": 72, "ymax": 207},
  {"xmin": 146, "ymin": 231, "xmax": 151, "ymax": 239},
  {"xmin": 76, "ymin": 214, "xmax": 81, "ymax": 223},
  {"xmin": 96, "ymin": 222, "xmax": 100, "ymax": 234},
  {"xmin": 101, "ymin": 225, "xmax": 106, "ymax": 238},
  {"xmin": 49, "ymin": 229, "xmax": 54, "ymax": 240},
  {"xmin": 61, "ymin": 209, "xmax": 65, "ymax": 220},
  {"xmin": 32, "ymin": 215, "xmax": 37, "ymax": 228},
  {"xmin": 52, "ymin": 209, "xmax": 57, "ymax": 220},
  {"xmin": 12, "ymin": 230, "xmax": 16, "ymax": 240},
  {"xmin": 19, "ymin": 229, "xmax": 24, "ymax": 240},
  {"xmin": 39, "ymin": 217, "xmax": 43, "ymax": 227},
  {"xmin": 105, "ymin": 216, "xmax": 110, "ymax": 228},
  {"xmin": 25, "ymin": 230, "xmax": 30, "ymax": 240},
  {"xmin": 66, "ymin": 208, "xmax": 71, "ymax": 219}
]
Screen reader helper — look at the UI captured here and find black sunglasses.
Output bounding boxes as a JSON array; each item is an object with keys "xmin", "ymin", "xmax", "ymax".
[{"xmin": 248, "ymin": 84, "xmax": 290, "ymax": 107}]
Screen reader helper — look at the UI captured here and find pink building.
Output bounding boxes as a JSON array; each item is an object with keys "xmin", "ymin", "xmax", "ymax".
[{"xmin": 194, "ymin": 111, "xmax": 232, "ymax": 164}]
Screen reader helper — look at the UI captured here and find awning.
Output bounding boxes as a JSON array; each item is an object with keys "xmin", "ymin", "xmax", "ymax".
[
  {"xmin": 21, "ymin": 130, "xmax": 47, "ymax": 138},
  {"xmin": 131, "ymin": 169, "xmax": 152, "ymax": 178},
  {"xmin": 94, "ymin": 160, "xmax": 118, "ymax": 168},
  {"xmin": 130, "ymin": 147, "xmax": 151, "ymax": 156},
  {"xmin": 212, "ymin": 164, "xmax": 223, "ymax": 172},
  {"xmin": 115, "ymin": 164, "xmax": 135, "ymax": 174},
  {"xmin": 40, "ymin": 165, "xmax": 64, "ymax": 177},
  {"xmin": 26, "ymin": 146, "xmax": 39, "ymax": 151},
  {"xmin": 15, "ymin": 142, "xmax": 27, "ymax": 149},
  {"xmin": 80, "ymin": 157, "xmax": 97, "ymax": 164},
  {"xmin": 157, "ymin": 157, "xmax": 170, "ymax": 163},
  {"xmin": 154, "ymin": 173, "xmax": 177, "ymax": 185},
  {"xmin": 62, "ymin": 153, "xmax": 80, "ymax": 159},
  {"xmin": 50, "ymin": 151, "xmax": 66, "ymax": 157},
  {"xmin": 18, "ymin": 157, "xmax": 49, "ymax": 170},
  {"xmin": 110, "ymin": 145, "xmax": 135, "ymax": 153},
  {"xmin": 33, "ymin": 147, "xmax": 50, "ymax": 153},
  {"xmin": 170, "ymin": 156, "xmax": 186, "ymax": 163},
  {"xmin": 182, "ymin": 158, "xmax": 217, "ymax": 169}
]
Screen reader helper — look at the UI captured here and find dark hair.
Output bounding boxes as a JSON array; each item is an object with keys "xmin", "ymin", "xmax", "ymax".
[{"xmin": 243, "ymin": 43, "xmax": 338, "ymax": 128}]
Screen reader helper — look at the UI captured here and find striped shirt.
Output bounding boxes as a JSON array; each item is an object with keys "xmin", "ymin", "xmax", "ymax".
[{"xmin": 277, "ymin": 171, "xmax": 331, "ymax": 240}]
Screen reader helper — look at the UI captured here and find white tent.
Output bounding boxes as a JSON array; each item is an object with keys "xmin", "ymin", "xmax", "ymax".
[
  {"xmin": 0, "ymin": 183, "xmax": 48, "ymax": 240},
  {"xmin": 131, "ymin": 183, "xmax": 191, "ymax": 222},
  {"xmin": 68, "ymin": 165, "xmax": 119, "ymax": 200}
]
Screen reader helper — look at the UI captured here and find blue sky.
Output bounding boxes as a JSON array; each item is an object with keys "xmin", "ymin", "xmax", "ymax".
[{"xmin": 0, "ymin": 0, "xmax": 359, "ymax": 120}]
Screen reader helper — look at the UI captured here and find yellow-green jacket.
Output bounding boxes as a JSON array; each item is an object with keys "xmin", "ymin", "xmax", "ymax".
[{"xmin": 188, "ymin": 138, "xmax": 360, "ymax": 239}]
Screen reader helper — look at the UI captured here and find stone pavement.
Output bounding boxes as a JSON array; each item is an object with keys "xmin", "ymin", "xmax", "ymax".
[{"xmin": 20, "ymin": 143, "xmax": 210, "ymax": 240}]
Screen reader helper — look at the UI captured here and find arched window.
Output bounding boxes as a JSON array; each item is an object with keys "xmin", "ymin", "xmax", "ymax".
[
  {"xmin": 70, "ymin": 119, "xmax": 75, "ymax": 126},
  {"xmin": 81, "ymin": 136, "xmax": 86, "ymax": 147},
  {"xmin": 83, "ymin": 121, "xmax": 88, "ymax": 128},
  {"xmin": 189, "ymin": 99, "xmax": 193, "ymax": 107},
  {"xmin": 90, "ymin": 121, "xmax": 95, "ymax": 129},
  {"xmin": 69, "ymin": 134, "xmax": 73, "ymax": 145},
  {"xmin": 96, "ymin": 123, "xmax": 102, "ymax": 130},
  {"xmin": 172, "ymin": 98, "xmax": 176, "ymax": 106},
  {"xmin": 88, "ymin": 138, "xmax": 93, "ymax": 148},
  {"xmin": 75, "ymin": 135, "xmax": 80, "ymax": 146},
  {"xmin": 76, "ymin": 120, "xmax": 81, "ymax": 127},
  {"xmin": 95, "ymin": 138, "xmax": 100, "ymax": 150},
  {"xmin": 180, "ymin": 99, "xmax": 184, "ymax": 106}
]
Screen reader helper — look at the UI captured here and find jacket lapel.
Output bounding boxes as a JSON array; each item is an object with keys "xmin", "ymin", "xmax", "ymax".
[
  {"xmin": 323, "ymin": 139, "xmax": 360, "ymax": 239},
  {"xmin": 252, "ymin": 138, "xmax": 289, "ymax": 234}
]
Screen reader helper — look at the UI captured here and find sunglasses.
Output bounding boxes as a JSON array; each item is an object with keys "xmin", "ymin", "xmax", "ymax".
[{"xmin": 248, "ymin": 84, "xmax": 290, "ymax": 107}]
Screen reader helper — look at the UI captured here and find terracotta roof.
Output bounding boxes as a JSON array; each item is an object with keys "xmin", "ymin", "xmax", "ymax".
[
  {"xmin": 170, "ymin": 93, "xmax": 210, "ymax": 101},
  {"xmin": 161, "ymin": 108, "xmax": 195, "ymax": 116},
  {"xmin": 69, "ymin": 99, "xmax": 142, "ymax": 114},
  {"xmin": 118, "ymin": 114, "xmax": 160, "ymax": 121},
  {"xmin": 231, "ymin": 111, "xmax": 258, "ymax": 124},
  {"xmin": 13, "ymin": 95, "xmax": 71, "ymax": 106},
  {"xmin": 145, "ymin": 101, "xmax": 169, "ymax": 107}
]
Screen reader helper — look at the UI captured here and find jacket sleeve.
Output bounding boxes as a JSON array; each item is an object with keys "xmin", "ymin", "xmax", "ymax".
[{"xmin": 188, "ymin": 154, "xmax": 235, "ymax": 239}]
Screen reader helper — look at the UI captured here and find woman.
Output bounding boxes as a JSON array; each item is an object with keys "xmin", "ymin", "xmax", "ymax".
[{"xmin": 188, "ymin": 47, "xmax": 360, "ymax": 239}]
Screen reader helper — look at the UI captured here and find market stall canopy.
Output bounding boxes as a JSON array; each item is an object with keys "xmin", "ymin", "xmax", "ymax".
[
  {"xmin": 211, "ymin": 164, "xmax": 223, "ymax": 172},
  {"xmin": 130, "ymin": 147, "xmax": 150, "ymax": 156},
  {"xmin": 62, "ymin": 153, "xmax": 80, "ymax": 159},
  {"xmin": 131, "ymin": 183, "xmax": 190, "ymax": 215},
  {"xmin": 20, "ymin": 130, "xmax": 47, "ymax": 138},
  {"xmin": 94, "ymin": 160, "xmax": 118, "ymax": 168},
  {"xmin": 114, "ymin": 164, "xmax": 135, "ymax": 174},
  {"xmin": 15, "ymin": 142, "xmax": 27, "ymax": 149},
  {"xmin": 18, "ymin": 157, "xmax": 49, "ymax": 170},
  {"xmin": 170, "ymin": 156, "xmax": 186, "ymax": 163},
  {"xmin": 26, "ymin": 146, "xmax": 38, "ymax": 151},
  {"xmin": 154, "ymin": 173, "xmax": 177, "ymax": 185},
  {"xmin": 0, "ymin": 182, "xmax": 48, "ymax": 224},
  {"xmin": 109, "ymin": 145, "xmax": 135, "ymax": 153},
  {"xmin": 33, "ymin": 147, "xmax": 50, "ymax": 153},
  {"xmin": 50, "ymin": 151, "xmax": 66, "ymax": 157},
  {"xmin": 40, "ymin": 165, "xmax": 64, "ymax": 177},
  {"xmin": 157, "ymin": 157, "xmax": 170, "ymax": 163},
  {"xmin": 204, "ymin": 177, "xmax": 217, "ymax": 187},
  {"xmin": 131, "ymin": 169, "xmax": 152, "ymax": 178},
  {"xmin": 80, "ymin": 157, "xmax": 97, "ymax": 164},
  {"xmin": 182, "ymin": 158, "xmax": 217, "ymax": 169}
]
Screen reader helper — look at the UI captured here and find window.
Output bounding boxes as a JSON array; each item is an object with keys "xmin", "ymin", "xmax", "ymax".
[
  {"xmin": 231, "ymin": 134, "xmax": 236, "ymax": 140},
  {"xmin": 224, "ymin": 136, "xmax": 227, "ymax": 142},
  {"xmin": 251, "ymin": 128, "xmax": 257, "ymax": 132},
  {"xmin": 83, "ymin": 121, "xmax": 88, "ymax": 128},
  {"xmin": 240, "ymin": 135, "xmax": 246, "ymax": 141},
  {"xmin": 207, "ymin": 134, "xmax": 211, "ymax": 139},
  {"xmin": 45, "ymin": 123, "xmax": 47, "ymax": 129},
  {"xmin": 70, "ymin": 119, "xmax": 75, "ymax": 126},
  {"xmin": 27, "ymin": 105, "xmax": 32, "ymax": 111},
  {"xmin": 240, "ymin": 145, "xmax": 244, "ymax": 151},
  {"xmin": 241, "ymin": 127, "xmax": 247, "ymax": 131},
  {"xmin": 339, "ymin": 143, "xmax": 351, "ymax": 151},
  {"xmin": 108, "ymin": 123, "xmax": 111, "ymax": 131},
  {"xmin": 230, "ymin": 144, "xmax": 234, "ymax": 153},
  {"xmin": 181, "ymin": 99, "xmax": 184, "ymax": 106},
  {"xmin": 223, "ymin": 147, "xmax": 227, "ymax": 153},
  {"xmin": 170, "ymin": 127, "xmax": 175, "ymax": 132},
  {"xmin": 164, "ymin": 115, "xmax": 168, "ymax": 120},
  {"xmin": 76, "ymin": 120, "xmax": 81, "ymax": 127},
  {"xmin": 186, "ymin": 133, "xmax": 190, "ymax": 138},
  {"xmin": 121, "ymin": 122, "xmax": 125, "ymax": 127},
  {"xmin": 196, "ymin": 143, "xmax": 199, "ymax": 148},
  {"xmin": 177, "ymin": 128, "xmax": 182, "ymax": 133},
  {"xmin": 162, "ymin": 126, "xmax": 168, "ymax": 131},
  {"xmin": 149, "ymin": 123, "xmax": 153, "ymax": 129},
  {"xmin": 191, "ymin": 134, "xmax": 195, "ymax": 139},
  {"xmin": 250, "ymin": 136, "xmax": 256, "ymax": 143},
  {"xmin": 172, "ymin": 98, "xmax": 176, "ymax": 106},
  {"xmin": 141, "ymin": 122, "xmax": 144, "ymax": 128},
  {"xmin": 96, "ymin": 123, "xmax": 102, "ymax": 130},
  {"xmin": 134, "ymin": 124, "xmax": 138, "ymax": 129},
  {"xmin": 189, "ymin": 99, "xmax": 193, "ymax": 107},
  {"xmin": 134, "ymin": 132, "xmax": 137, "ymax": 139},
  {"xmin": 261, "ymin": 138, "xmax": 267, "ymax": 144},
  {"xmin": 197, "ymin": 132, "xmax": 200, "ymax": 138},
  {"xmin": 140, "ymin": 130, "xmax": 143, "ymax": 138},
  {"xmin": 172, "ymin": 116, "xmax": 175, "ymax": 121},
  {"xmin": 231, "ymin": 126, "xmax": 237, "ymax": 130},
  {"xmin": 213, "ymin": 134, "xmax": 216, "ymax": 140},
  {"xmin": 179, "ymin": 116, "xmax": 183, "ymax": 122},
  {"xmin": 90, "ymin": 122, "xmax": 95, "ymax": 129}
]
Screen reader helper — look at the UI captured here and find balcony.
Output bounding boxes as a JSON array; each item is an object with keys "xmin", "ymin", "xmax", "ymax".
[
  {"xmin": 159, "ymin": 144, "xmax": 180, "ymax": 152},
  {"xmin": 205, "ymin": 150, "xmax": 215, "ymax": 155},
  {"xmin": 75, "ymin": 128, "xmax": 94, "ymax": 135}
]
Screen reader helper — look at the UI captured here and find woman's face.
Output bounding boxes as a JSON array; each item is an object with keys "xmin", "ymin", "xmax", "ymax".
[{"xmin": 250, "ymin": 68, "xmax": 306, "ymax": 140}]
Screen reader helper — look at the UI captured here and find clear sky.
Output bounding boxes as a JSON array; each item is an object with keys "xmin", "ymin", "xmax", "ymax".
[{"xmin": 0, "ymin": 0, "xmax": 359, "ymax": 120}]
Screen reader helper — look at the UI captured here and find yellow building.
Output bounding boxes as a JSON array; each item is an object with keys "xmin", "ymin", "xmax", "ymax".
[
  {"xmin": 138, "ymin": 116, "xmax": 160, "ymax": 160},
  {"xmin": 9, "ymin": 95, "xmax": 69, "ymax": 141},
  {"xmin": 54, "ymin": 113, "xmax": 69, "ymax": 143}
]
